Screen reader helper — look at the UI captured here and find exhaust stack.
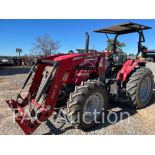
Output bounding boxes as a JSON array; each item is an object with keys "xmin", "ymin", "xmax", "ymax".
[{"xmin": 85, "ymin": 32, "xmax": 89, "ymax": 53}]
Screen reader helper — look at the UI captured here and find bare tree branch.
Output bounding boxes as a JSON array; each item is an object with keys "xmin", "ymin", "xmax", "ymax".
[{"xmin": 32, "ymin": 34, "xmax": 60, "ymax": 56}]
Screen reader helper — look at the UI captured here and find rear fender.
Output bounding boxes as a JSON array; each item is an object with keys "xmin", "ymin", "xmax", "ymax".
[{"xmin": 117, "ymin": 60, "xmax": 145, "ymax": 82}]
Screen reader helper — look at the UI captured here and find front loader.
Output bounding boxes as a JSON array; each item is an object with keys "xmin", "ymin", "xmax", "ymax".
[
  {"xmin": 6, "ymin": 51, "xmax": 106, "ymax": 134},
  {"xmin": 6, "ymin": 22, "xmax": 154, "ymax": 134}
]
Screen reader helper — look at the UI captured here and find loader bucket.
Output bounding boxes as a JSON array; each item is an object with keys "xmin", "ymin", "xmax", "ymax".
[
  {"xmin": 6, "ymin": 99, "xmax": 44, "ymax": 134},
  {"xmin": 5, "ymin": 56, "xmax": 62, "ymax": 135}
]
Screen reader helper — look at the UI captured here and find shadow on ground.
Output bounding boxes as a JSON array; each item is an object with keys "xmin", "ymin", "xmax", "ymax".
[
  {"xmin": 43, "ymin": 83, "xmax": 155, "ymax": 135},
  {"xmin": 43, "ymin": 119, "xmax": 75, "ymax": 135},
  {"xmin": 43, "ymin": 102, "xmax": 137, "ymax": 135},
  {"xmin": 0, "ymin": 66, "xmax": 31, "ymax": 76}
]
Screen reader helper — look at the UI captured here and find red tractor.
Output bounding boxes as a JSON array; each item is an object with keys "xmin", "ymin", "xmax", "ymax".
[{"xmin": 6, "ymin": 22, "xmax": 154, "ymax": 134}]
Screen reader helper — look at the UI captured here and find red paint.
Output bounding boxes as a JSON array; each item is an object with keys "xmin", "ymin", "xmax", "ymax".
[
  {"xmin": 6, "ymin": 52, "xmax": 105, "ymax": 134},
  {"xmin": 117, "ymin": 59, "xmax": 145, "ymax": 81}
]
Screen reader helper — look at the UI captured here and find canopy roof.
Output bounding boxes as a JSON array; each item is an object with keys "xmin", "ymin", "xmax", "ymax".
[{"xmin": 94, "ymin": 22, "xmax": 151, "ymax": 35}]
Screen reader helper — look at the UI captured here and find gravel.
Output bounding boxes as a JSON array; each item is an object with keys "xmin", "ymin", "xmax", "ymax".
[{"xmin": 0, "ymin": 63, "xmax": 155, "ymax": 135}]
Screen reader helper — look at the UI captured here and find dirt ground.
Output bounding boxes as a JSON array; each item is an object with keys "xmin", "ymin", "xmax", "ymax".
[{"xmin": 0, "ymin": 63, "xmax": 155, "ymax": 135}]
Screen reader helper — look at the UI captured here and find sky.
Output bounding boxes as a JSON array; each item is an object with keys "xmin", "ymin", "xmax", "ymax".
[{"xmin": 0, "ymin": 19, "xmax": 155, "ymax": 56}]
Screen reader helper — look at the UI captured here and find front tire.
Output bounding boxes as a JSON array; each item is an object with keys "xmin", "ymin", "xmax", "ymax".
[
  {"xmin": 67, "ymin": 80, "xmax": 108, "ymax": 130},
  {"xmin": 126, "ymin": 67, "xmax": 154, "ymax": 109}
]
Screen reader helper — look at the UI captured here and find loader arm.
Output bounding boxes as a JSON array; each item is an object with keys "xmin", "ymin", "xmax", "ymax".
[{"xmin": 6, "ymin": 52, "xmax": 103, "ymax": 134}]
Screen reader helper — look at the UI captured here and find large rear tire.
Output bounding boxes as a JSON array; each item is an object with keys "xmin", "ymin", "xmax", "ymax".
[
  {"xmin": 126, "ymin": 67, "xmax": 154, "ymax": 109},
  {"xmin": 67, "ymin": 80, "xmax": 108, "ymax": 130}
]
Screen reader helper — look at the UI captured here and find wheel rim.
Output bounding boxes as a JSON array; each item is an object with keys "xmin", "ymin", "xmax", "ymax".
[
  {"xmin": 139, "ymin": 76, "xmax": 152, "ymax": 103},
  {"xmin": 83, "ymin": 92, "xmax": 104, "ymax": 122}
]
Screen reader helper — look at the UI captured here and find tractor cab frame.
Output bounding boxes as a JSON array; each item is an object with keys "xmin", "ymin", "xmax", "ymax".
[{"xmin": 94, "ymin": 22, "xmax": 151, "ymax": 56}]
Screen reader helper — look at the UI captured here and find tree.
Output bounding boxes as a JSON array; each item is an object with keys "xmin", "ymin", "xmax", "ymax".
[
  {"xmin": 105, "ymin": 39, "xmax": 126, "ymax": 53},
  {"xmin": 32, "ymin": 34, "xmax": 60, "ymax": 56}
]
